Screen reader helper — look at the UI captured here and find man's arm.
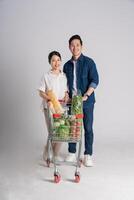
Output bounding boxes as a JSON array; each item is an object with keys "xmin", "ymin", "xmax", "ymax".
[
  {"xmin": 83, "ymin": 60, "xmax": 99, "ymax": 100},
  {"xmin": 63, "ymin": 64, "xmax": 66, "ymax": 74}
]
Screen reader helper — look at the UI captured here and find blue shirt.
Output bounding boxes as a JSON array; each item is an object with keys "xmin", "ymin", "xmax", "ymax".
[{"xmin": 63, "ymin": 54, "xmax": 99, "ymax": 107}]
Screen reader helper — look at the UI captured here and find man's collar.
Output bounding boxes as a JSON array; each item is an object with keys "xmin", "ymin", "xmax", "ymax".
[{"xmin": 70, "ymin": 53, "xmax": 84, "ymax": 63}]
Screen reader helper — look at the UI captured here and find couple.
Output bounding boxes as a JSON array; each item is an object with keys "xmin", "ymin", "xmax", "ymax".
[{"xmin": 38, "ymin": 35, "xmax": 99, "ymax": 167}]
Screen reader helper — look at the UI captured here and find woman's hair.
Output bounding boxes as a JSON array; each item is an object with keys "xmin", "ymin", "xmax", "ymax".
[
  {"xmin": 69, "ymin": 34, "xmax": 83, "ymax": 46},
  {"xmin": 48, "ymin": 51, "xmax": 61, "ymax": 64}
]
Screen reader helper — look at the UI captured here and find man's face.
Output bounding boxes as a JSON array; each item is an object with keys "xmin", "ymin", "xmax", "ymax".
[{"xmin": 69, "ymin": 39, "xmax": 82, "ymax": 58}]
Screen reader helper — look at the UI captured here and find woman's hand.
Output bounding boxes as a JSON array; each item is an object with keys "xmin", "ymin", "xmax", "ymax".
[
  {"xmin": 63, "ymin": 91, "xmax": 69, "ymax": 103},
  {"xmin": 47, "ymin": 100, "xmax": 52, "ymax": 107}
]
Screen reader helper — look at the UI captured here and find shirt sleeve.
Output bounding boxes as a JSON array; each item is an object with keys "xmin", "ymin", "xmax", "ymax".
[
  {"xmin": 63, "ymin": 64, "xmax": 66, "ymax": 74},
  {"xmin": 38, "ymin": 75, "xmax": 46, "ymax": 92},
  {"xmin": 88, "ymin": 60, "xmax": 99, "ymax": 89}
]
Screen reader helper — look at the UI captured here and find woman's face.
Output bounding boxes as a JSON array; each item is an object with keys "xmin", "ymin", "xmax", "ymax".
[{"xmin": 50, "ymin": 55, "xmax": 61, "ymax": 71}]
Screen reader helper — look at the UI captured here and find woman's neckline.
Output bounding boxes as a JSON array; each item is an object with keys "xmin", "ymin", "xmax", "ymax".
[{"xmin": 50, "ymin": 69, "xmax": 62, "ymax": 75}]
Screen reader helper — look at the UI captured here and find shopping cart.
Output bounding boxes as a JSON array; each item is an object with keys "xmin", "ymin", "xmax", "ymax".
[{"xmin": 45, "ymin": 101, "xmax": 83, "ymax": 183}]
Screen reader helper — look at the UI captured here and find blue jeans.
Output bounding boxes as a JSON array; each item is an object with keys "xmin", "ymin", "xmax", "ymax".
[{"xmin": 68, "ymin": 103, "xmax": 94, "ymax": 155}]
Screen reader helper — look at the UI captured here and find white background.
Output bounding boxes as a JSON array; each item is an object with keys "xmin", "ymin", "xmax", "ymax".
[{"xmin": 0, "ymin": 0, "xmax": 134, "ymax": 199}]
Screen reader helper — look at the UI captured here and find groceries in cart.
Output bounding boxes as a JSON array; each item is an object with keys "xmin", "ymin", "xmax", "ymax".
[
  {"xmin": 50, "ymin": 91, "xmax": 83, "ymax": 140},
  {"xmin": 46, "ymin": 90, "xmax": 83, "ymax": 183}
]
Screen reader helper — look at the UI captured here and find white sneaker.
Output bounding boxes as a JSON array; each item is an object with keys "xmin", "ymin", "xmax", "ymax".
[
  {"xmin": 54, "ymin": 156, "xmax": 64, "ymax": 162},
  {"xmin": 83, "ymin": 155, "xmax": 93, "ymax": 167},
  {"xmin": 65, "ymin": 153, "xmax": 76, "ymax": 162}
]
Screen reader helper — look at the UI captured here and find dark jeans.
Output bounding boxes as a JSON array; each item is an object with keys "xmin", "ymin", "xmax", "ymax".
[{"xmin": 68, "ymin": 103, "xmax": 94, "ymax": 155}]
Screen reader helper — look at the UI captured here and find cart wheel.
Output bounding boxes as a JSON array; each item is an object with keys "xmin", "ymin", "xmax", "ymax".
[
  {"xmin": 46, "ymin": 159, "xmax": 51, "ymax": 167},
  {"xmin": 75, "ymin": 173, "xmax": 80, "ymax": 183},
  {"xmin": 54, "ymin": 174, "xmax": 61, "ymax": 183}
]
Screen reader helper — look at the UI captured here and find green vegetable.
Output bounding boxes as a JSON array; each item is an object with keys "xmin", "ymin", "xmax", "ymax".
[
  {"xmin": 53, "ymin": 121, "xmax": 60, "ymax": 127},
  {"xmin": 58, "ymin": 125, "xmax": 70, "ymax": 134},
  {"xmin": 71, "ymin": 94, "xmax": 83, "ymax": 114},
  {"xmin": 65, "ymin": 118, "xmax": 70, "ymax": 126},
  {"xmin": 59, "ymin": 119, "xmax": 65, "ymax": 125},
  {"xmin": 53, "ymin": 114, "xmax": 71, "ymax": 139},
  {"xmin": 56, "ymin": 125, "xmax": 70, "ymax": 139}
]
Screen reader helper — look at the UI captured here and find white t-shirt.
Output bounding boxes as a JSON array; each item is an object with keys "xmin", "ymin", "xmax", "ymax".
[
  {"xmin": 38, "ymin": 70, "xmax": 68, "ymax": 108},
  {"xmin": 73, "ymin": 60, "xmax": 77, "ymax": 92}
]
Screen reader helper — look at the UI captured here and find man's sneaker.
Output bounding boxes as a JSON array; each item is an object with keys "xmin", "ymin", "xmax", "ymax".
[
  {"xmin": 83, "ymin": 155, "xmax": 93, "ymax": 167},
  {"xmin": 65, "ymin": 153, "xmax": 76, "ymax": 162}
]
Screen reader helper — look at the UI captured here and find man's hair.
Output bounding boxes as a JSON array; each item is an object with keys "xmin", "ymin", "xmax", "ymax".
[
  {"xmin": 69, "ymin": 35, "xmax": 83, "ymax": 46},
  {"xmin": 48, "ymin": 51, "xmax": 61, "ymax": 64}
]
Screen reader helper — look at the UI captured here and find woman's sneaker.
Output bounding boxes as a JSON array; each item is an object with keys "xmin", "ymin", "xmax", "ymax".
[
  {"xmin": 54, "ymin": 156, "xmax": 64, "ymax": 162},
  {"xmin": 65, "ymin": 153, "xmax": 76, "ymax": 162},
  {"xmin": 83, "ymin": 155, "xmax": 93, "ymax": 167}
]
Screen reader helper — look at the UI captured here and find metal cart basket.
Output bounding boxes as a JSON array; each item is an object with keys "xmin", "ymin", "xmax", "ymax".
[{"xmin": 46, "ymin": 102, "xmax": 83, "ymax": 183}]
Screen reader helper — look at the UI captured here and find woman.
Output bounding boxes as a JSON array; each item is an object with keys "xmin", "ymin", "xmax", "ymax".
[{"xmin": 38, "ymin": 51, "xmax": 68, "ymax": 162}]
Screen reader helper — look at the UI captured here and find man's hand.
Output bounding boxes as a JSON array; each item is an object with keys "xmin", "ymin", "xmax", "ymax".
[{"xmin": 82, "ymin": 95, "xmax": 88, "ymax": 101}]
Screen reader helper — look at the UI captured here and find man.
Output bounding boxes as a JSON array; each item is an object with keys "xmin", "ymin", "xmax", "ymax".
[{"xmin": 63, "ymin": 35, "xmax": 99, "ymax": 167}]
